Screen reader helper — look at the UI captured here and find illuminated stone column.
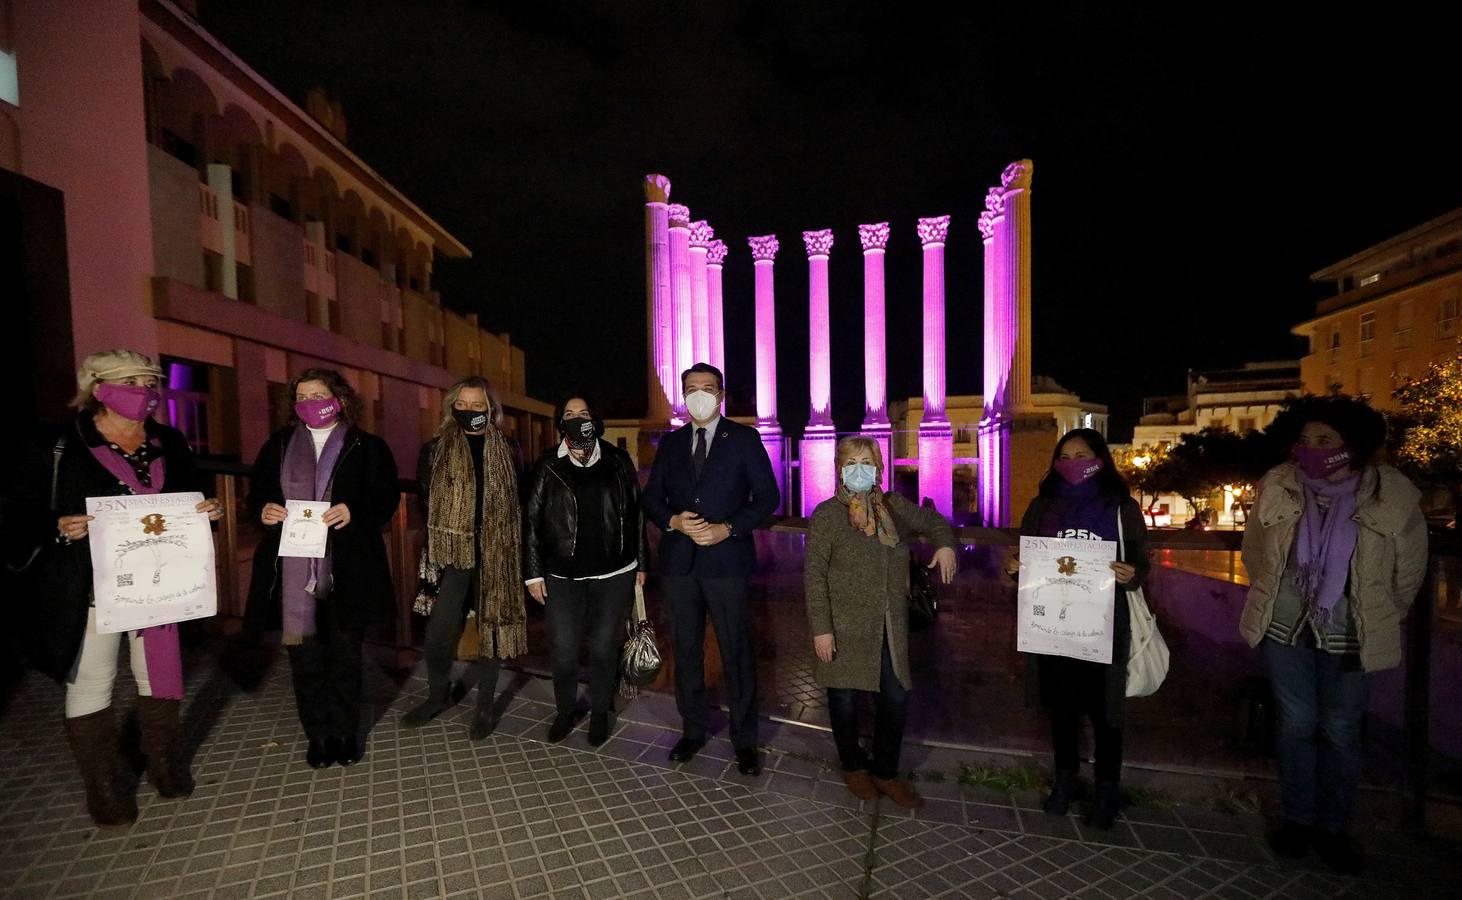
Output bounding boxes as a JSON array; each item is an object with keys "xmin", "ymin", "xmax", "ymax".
[
  {"xmin": 858, "ymin": 222, "xmax": 892, "ymax": 490},
  {"xmin": 800, "ymin": 228, "xmax": 837, "ymax": 515},
  {"xmin": 917, "ymin": 215, "xmax": 953, "ymax": 516},
  {"xmin": 643, "ymin": 174, "xmax": 673, "ymax": 424},
  {"xmin": 667, "ymin": 203, "xmax": 693, "ymax": 421},
  {"xmin": 749, "ymin": 234, "xmax": 785, "ymax": 513},
  {"xmin": 689, "ymin": 220, "xmax": 714, "ymax": 366},
  {"xmin": 706, "ymin": 239, "xmax": 728, "ymax": 375},
  {"xmin": 977, "ymin": 159, "xmax": 1037, "ymax": 526}
]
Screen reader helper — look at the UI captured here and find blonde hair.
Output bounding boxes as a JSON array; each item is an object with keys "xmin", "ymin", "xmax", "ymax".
[
  {"xmin": 72, "ymin": 349, "xmax": 163, "ymax": 411},
  {"xmin": 434, "ymin": 376, "xmax": 503, "ymax": 439},
  {"xmin": 835, "ymin": 435, "xmax": 885, "ymax": 475}
]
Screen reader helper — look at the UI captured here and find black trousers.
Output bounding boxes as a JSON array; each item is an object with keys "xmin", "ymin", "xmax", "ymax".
[
  {"xmin": 827, "ymin": 637, "xmax": 909, "ymax": 780},
  {"xmin": 287, "ymin": 615, "xmax": 364, "ymax": 743},
  {"xmin": 423, "ymin": 567, "xmax": 500, "ymax": 698},
  {"xmin": 544, "ymin": 570, "xmax": 635, "ymax": 717},
  {"xmin": 1051, "ymin": 704, "xmax": 1124, "ymax": 783},
  {"xmin": 663, "ymin": 575, "xmax": 759, "ymax": 750}
]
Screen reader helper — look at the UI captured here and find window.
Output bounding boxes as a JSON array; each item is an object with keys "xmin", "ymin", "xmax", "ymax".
[
  {"xmin": 1359, "ymin": 311, "xmax": 1376, "ymax": 343},
  {"xmin": 1358, "ymin": 367, "xmax": 1376, "ymax": 398},
  {"xmin": 1359, "ymin": 272, "xmax": 1381, "ymax": 287},
  {"xmin": 335, "ymin": 233, "xmax": 353, "ymax": 255},
  {"xmin": 1395, "ymin": 298, "xmax": 1414, "ymax": 348},
  {"xmin": 1329, "ymin": 330, "xmax": 1341, "ymax": 350},
  {"xmin": 269, "ymin": 193, "xmax": 293, "ymax": 221},
  {"xmin": 1237, "ymin": 417, "xmax": 1257, "ymax": 433},
  {"xmin": 160, "ymin": 129, "xmax": 197, "ymax": 167},
  {"xmin": 1441, "ymin": 293, "xmax": 1459, "ymax": 337}
]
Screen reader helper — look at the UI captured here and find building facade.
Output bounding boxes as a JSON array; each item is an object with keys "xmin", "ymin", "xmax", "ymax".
[
  {"xmin": 1294, "ymin": 207, "xmax": 1462, "ymax": 409},
  {"xmin": 3, "ymin": 0, "xmax": 553, "ymax": 471},
  {"xmin": 1131, "ymin": 361, "xmax": 1302, "ymax": 447}
]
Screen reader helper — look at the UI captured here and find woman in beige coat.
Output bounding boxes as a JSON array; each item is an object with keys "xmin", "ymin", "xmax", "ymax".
[
  {"xmin": 805, "ymin": 436, "xmax": 957, "ymax": 808},
  {"xmin": 1240, "ymin": 396, "xmax": 1427, "ymax": 874}
]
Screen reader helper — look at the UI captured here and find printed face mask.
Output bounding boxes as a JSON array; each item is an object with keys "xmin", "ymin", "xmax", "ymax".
[
  {"xmin": 1055, "ymin": 457, "xmax": 1104, "ymax": 485},
  {"xmin": 685, "ymin": 390, "xmax": 721, "ymax": 422},
  {"xmin": 453, "ymin": 408, "xmax": 489, "ymax": 432},
  {"xmin": 294, "ymin": 397, "xmax": 340, "ymax": 428},
  {"xmin": 560, "ymin": 416, "xmax": 602, "ymax": 450},
  {"xmin": 841, "ymin": 463, "xmax": 879, "ymax": 494},
  {"xmin": 95, "ymin": 383, "xmax": 160, "ymax": 421},
  {"xmin": 1294, "ymin": 445, "xmax": 1352, "ymax": 479}
]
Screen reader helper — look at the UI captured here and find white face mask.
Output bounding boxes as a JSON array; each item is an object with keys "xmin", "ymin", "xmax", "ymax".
[{"xmin": 685, "ymin": 390, "xmax": 720, "ymax": 422}]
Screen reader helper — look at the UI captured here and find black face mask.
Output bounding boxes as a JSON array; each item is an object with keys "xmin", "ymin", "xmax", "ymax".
[
  {"xmin": 559, "ymin": 415, "xmax": 603, "ymax": 450},
  {"xmin": 453, "ymin": 408, "xmax": 489, "ymax": 433}
]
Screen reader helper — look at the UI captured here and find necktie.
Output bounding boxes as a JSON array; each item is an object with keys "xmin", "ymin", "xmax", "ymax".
[{"xmin": 693, "ymin": 427, "xmax": 707, "ymax": 478}]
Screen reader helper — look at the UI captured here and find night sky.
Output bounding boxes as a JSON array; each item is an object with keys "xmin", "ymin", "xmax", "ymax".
[{"xmin": 201, "ymin": 2, "xmax": 1461, "ymax": 440}]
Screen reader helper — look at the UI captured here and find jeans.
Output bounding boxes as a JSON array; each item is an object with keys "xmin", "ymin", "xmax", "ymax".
[
  {"xmin": 544, "ymin": 571, "xmax": 635, "ymax": 717},
  {"xmin": 1262, "ymin": 637, "xmax": 1368, "ymax": 831},
  {"xmin": 424, "ymin": 567, "xmax": 500, "ymax": 701},
  {"xmin": 827, "ymin": 638, "xmax": 909, "ymax": 780}
]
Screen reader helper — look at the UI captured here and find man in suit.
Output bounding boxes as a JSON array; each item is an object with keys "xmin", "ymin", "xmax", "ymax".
[{"xmin": 644, "ymin": 363, "xmax": 780, "ymax": 775}]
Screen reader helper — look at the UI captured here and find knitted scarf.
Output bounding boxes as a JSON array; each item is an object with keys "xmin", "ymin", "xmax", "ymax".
[
  {"xmin": 838, "ymin": 485, "xmax": 899, "ymax": 548},
  {"xmin": 422, "ymin": 425, "xmax": 526, "ymax": 659},
  {"xmin": 278, "ymin": 424, "xmax": 345, "ymax": 645},
  {"xmin": 1295, "ymin": 470, "xmax": 1361, "ymax": 629}
]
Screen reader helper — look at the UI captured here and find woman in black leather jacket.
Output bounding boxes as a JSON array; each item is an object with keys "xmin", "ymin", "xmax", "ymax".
[{"xmin": 523, "ymin": 395, "xmax": 647, "ymax": 746}]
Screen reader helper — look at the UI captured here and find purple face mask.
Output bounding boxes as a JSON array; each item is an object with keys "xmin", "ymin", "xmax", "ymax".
[
  {"xmin": 1294, "ymin": 445, "xmax": 1352, "ymax": 480},
  {"xmin": 96, "ymin": 383, "xmax": 161, "ymax": 421},
  {"xmin": 295, "ymin": 397, "xmax": 340, "ymax": 428},
  {"xmin": 1055, "ymin": 457, "xmax": 1104, "ymax": 485}
]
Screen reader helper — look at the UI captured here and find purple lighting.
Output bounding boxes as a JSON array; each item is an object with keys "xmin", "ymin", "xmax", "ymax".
[
  {"xmin": 667, "ymin": 203, "xmax": 692, "ymax": 420},
  {"xmin": 917, "ymin": 215, "xmax": 953, "ymax": 516},
  {"xmin": 803, "ymin": 228, "xmax": 834, "ymax": 427},
  {"xmin": 859, "ymin": 222, "xmax": 892, "ymax": 491},
  {"xmin": 643, "ymin": 174, "xmax": 674, "ymax": 422},
  {"xmin": 748, "ymin": 235, "xmax": 780, "ymax": 427},
  {"xmin": 706, "ymin": 238, "xmax": 728, "ymax": 373},
  {"xmin": 689, "ymin": 220, "xmax": 714, "ymax": 366}
]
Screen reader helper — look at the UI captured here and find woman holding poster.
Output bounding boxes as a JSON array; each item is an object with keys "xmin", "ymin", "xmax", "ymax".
[
  {"xmin": 1005, "ymin": 428, "xmax": 1149, "ymax": 829},
  {"xmin": 27, "ymin": 350, "xmax": 223, "ymax": 826},
  {"xmin": 243, "ymin": 369, "xmax": 398, "ymax": 770}
]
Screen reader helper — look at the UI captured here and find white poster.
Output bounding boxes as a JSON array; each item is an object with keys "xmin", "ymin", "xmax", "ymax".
[
  {"xmin": 86, "ymin": 492, "xmax": 217, "ymax": 635},
  {"xmin": 278, "ymin": 500, "xmax": 331, "ymax": 558},
  {"xmin": 1016, "ymin": 536, "xmax": 1118, "ymax": 664}
]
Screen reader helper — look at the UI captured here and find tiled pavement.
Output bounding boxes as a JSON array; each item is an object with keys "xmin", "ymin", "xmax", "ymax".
[{"xmin": 0, "ymin": 647, "xmax": 1452, "ymax": 899}]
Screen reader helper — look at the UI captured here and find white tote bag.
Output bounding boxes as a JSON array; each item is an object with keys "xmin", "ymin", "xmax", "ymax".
[{"xmin": 1118, "ymin": 514, "xmax": 1169, "ymax": 698}]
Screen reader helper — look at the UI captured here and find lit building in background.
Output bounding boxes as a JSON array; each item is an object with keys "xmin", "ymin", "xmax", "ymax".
[
  {"xmin": 1294, "ymin": 207, "xmax": 1462, "ymax": 408},
  {"xmin": 1131, "ymin": 361, "xmax": 1302, "ymax": 447},
  {"xmin": 2, "ymin": 0, "xmax": 553, "ymax": 468}
]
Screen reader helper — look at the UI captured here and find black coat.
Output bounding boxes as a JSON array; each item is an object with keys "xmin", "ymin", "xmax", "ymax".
[
  {"xmin": 1017, "ymin": 494, "xmax": 1151, "ymax": 725},
  {"xmin": 521, "ymin": 441, "xmax": 648, "ymax": 581},
  {"xmin": 21, "ymin": 415, "xmax": 203, "ymax": 683},
  {"xmin": 642, "ymin": 418, "xmax": 780, "ymax": 577},
  {"xmin": 242, "ymin": 426, "xmax": 399, "ymax": 638}
]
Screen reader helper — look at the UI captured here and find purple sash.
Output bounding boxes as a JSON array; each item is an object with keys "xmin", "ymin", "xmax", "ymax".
[
  {"xmin": 86, "ymin": 440, "xmax": 184, "ymax": 700},
  {"xmin": 279, "ymin": 425, "xmax": 346, "ymax": 643}
]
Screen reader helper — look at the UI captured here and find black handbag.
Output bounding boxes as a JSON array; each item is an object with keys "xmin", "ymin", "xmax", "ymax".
[
  {"xmin": 5, "ymin": 436, "xmax": 66, "ymax": 575},
  {"xmin": 907, "ymin": 555, "xmax": 938, "ymax": 631}
]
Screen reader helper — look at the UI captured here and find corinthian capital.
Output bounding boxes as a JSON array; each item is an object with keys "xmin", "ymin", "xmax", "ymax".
[
  {"xmin": 748, "ymin": 235, "xmax": 780, "ymax": 261},
  {"xmin": 643, "ymin": 174, "xmax": 672, "ymax": 204},
  {"xmin": 917, "ymin": 215, "xmax": 950, "ymax": 246},
  {"xmin": 984, "ymin": 187, "xmax": 1005, "ymax": 215},
  {"xmin": 1000, "ymin": 159, "xmax": 1034, "ymax": 191},
  {"xmin": 858, "ymin": 222, "xmax": 890, "ymax": 252},
  {"xmin": 689, "ymin": 220, "xmax": 715, "ymax": 249},
  {"xmin": 706, "ymin": 239, "xmax": 728, "ymax": 265},
  {"xmin": 802, "ymin": 229, "xmax": 834, "ymax": 257},
  {"xmin": 978, "ymin": 210, "xmax": 997, "ymax": 240},
  {"xmin": 667, "ymin": 204, "xmax": 691, "ymax": 229}
]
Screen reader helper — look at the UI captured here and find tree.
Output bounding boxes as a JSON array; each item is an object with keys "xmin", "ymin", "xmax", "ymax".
[
  {"xmin": 1394, "ymin": 348, "xmax": 1462, "ymax": 515},
  {"xmin": 1114, "ymin": 444, "xmax": 1170, "ymax": 525}
]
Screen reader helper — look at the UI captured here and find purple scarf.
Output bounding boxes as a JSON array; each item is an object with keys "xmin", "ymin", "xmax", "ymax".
[
  {"xmin": 1040, "ymin": 478, "xmax": 1118, "ymax": 542},
  {"xmin": 1295, "ymin": 470, "xmax": 1361, "ymax": 629},
  {"xmin": 279, "ymin": 424, "xmax": 346, "ymax": 644},
  {"xmin": 86, "ymin": 440, "xmax": 184, "ymax": 701}
]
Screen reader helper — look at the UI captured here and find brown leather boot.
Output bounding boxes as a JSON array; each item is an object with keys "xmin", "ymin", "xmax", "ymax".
[
  {"xmin": 136, "ymin": 697, "xmax": 194, "ymax": 798},
  {"xmin": 64, "ymin": 710, "xmax": 139, "ymax": 827},
  {"xmin": 872, "ymin": 776, "xmax": 925, "ymax": 810},
  {"xmin": 842, "ymin": 770, "xmax": 881, "ymax": 801}
]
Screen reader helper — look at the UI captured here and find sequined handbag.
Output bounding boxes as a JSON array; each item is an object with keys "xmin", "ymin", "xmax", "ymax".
[{"xmin": 619, "ymin": 582, "xmax": 662, "ymax": 696}]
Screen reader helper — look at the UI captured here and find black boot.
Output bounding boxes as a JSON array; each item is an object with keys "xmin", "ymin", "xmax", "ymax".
[
  {"xmin": 400, "ymin": 680, "xmax": 452, "ymax": 728},
  {"xmin": 468, "ymin": 683, "xmax": 497, "ymax": 741},
  {"xmin": 546, "ymin": 712, "xmax": 575, "ymax": 743},
  {"xmin": 1043, "ymin": 769, "xmax": 1080, "ymax": 816},
  {"xmin": 136, "ymin": 697, "xmax": 194, "ymax": 798},
  {"xmin": 1086, "ymin": 780, "xmax": 1121, "ymax": 830},
  {"xmin": 587, "ymin": 712, "xmax": 610, "ymax": 747}
]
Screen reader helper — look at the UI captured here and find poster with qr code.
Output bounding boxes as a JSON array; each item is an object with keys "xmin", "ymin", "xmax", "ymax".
[
  {"xmin": 1016, "ymin": 536, "xmax": 1117, "ymax": 663},
  {"xmin": 86, "ymin": 492, "xmax": 217, "ymax": 634}
]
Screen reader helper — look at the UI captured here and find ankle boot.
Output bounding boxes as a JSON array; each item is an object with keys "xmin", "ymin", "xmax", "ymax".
[
  {"xmin": 587, "ymin": 712, "xmax": 610, "ymax": 747},
  {"xmin": 871, "ymin": 776, "xmax": 924, "ymax": 810},
  {"xmin": 468, "ymin": 684, "xmax": 498, "ymax": 741},
  {"xmin": 401, "ymin": 680, "xmax": 452, "ymax": 728},
  {"xmin": 64, "ymin": 710, "xmax": 139, "ymax": 827},
  {"xmin": 1043, "ymin": 769, "xmax": 1081, "ymax": 816},
  {"xmin": 1086, "ymin": 780, "xmax": 1121, "ymax": 830},
  {"xmin": 136, "ymin": 697, "xmax": 194, "ymax": 798}
]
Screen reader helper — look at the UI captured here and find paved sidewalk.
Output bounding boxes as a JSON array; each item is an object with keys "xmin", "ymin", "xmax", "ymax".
[{"xmin": 0, "ymin": 648, "xmax": 1451, "ymax": 899}]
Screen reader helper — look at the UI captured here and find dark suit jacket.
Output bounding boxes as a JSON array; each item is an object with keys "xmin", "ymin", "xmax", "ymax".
[{"xmin": 643, "ymin": 418, "xmax": 780, "ymax": 578}]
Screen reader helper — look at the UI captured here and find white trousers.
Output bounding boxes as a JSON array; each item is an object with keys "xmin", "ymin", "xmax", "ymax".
[{"xmin": 65, "ymin": 608, "xmax": 152, "ymax": 718}]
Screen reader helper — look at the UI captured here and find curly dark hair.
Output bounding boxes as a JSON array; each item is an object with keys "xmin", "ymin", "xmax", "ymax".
[
  {"xmin": 552, "ymin": 392, "xmax": 598, "ymax": 425},
  {"xmin": 1267, "ymin": 394, "xmax": 1387, "ymax": 470},
  {"xmin": 287, "ymin": 368, "xmax": 364, "ymax": 428},
  {"xmin": 1037, "ymin": 428, "xmax": 1131, "ymax": 500}
]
